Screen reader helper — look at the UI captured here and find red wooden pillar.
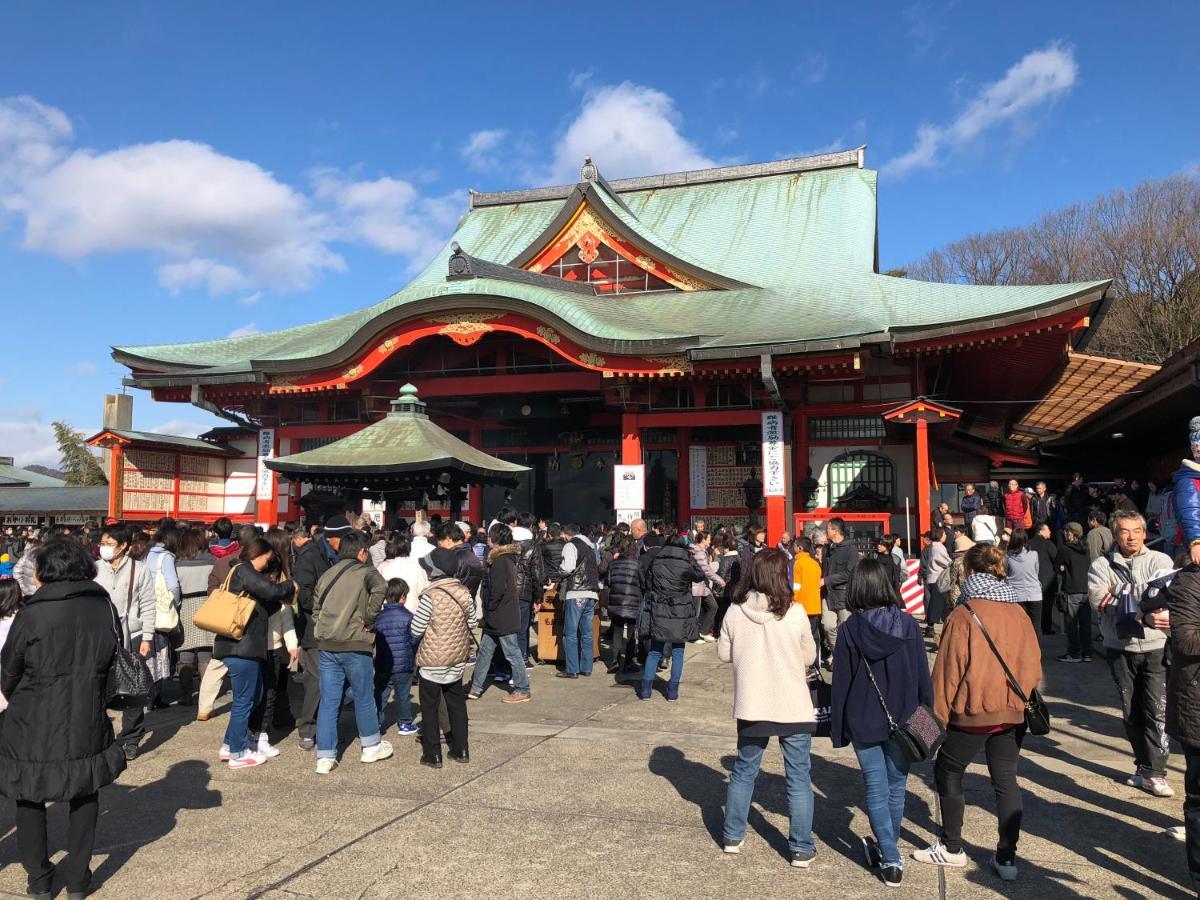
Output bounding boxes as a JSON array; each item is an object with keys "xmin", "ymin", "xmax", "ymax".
[
  {"xmin": 677, "ymin": 427, "xmax": 691, "ymax": 529},
  {"xmin": 108, "ymin": 443, "xmax": 124, "ymax": 521},
  {"xmin": 915, "ymin": 418, "xmax": 931, "ymax": 538},
  {"xmin": 620, "ymin": 412, "xmax": 642, "ymax": 466},
  {"xmin": 468, "ymin": 425, "xmax": 483, "ymax": 518},
  {"xmin": 766, "ymin": 496, "xmax": 785, "ymax": 545},
  {"xmin": 794, "ymin": 412, "xmax": 809, "ymax": 513},
  {"xmin": 255, "ymin": 430, "xmax": 278, "ymax": 527}
]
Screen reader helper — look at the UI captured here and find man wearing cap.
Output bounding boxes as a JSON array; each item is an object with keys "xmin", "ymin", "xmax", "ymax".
[
  {"xmin": 1173, "ymin": 416, "xmax": 1200, "ymax": 568},
  {"xmin": 1057, "ymin": 522, "xmax": 1092, "ymax": 662}
]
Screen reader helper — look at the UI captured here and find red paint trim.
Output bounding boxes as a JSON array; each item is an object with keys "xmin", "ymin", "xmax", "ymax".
[
  {"xmin": 412, "ymin": 372, "xmax": 604, "ymax": 397},
  {"xmin": 893, "ymin": 311, "xmax": 1084, "ymax": 356}
]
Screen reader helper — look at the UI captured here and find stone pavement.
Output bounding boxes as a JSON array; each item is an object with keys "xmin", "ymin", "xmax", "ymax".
[{"xmin": 0, "ymin": 631, "xmax": 1193, "ymax": 899}]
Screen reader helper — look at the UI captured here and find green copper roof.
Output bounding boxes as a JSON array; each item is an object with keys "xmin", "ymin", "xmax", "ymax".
[
  {"xmin": 115, "ymin": 152, "xmax": 1110, "ymax": 372},
  {"xmin": 0, "ymin": 461, "xmax": 65, "ymax": 488},
  {"xmin": 265, "ymin": 385, "xmax": 528, "ymax": 486}
]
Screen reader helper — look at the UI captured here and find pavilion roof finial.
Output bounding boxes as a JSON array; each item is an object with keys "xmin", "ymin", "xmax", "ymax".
[
  {"xmin": 389, "ymin": 383, "xmax": 428, "ymax": 419},
  {"xmin": 580, "ymin": 155, "xmax": 598, "ymax": 183}
]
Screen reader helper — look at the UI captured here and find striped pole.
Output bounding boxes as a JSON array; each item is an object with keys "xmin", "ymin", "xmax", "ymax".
[{"xmin": 901, "ymin": 559, "xmax": 925, "ymax": 617}]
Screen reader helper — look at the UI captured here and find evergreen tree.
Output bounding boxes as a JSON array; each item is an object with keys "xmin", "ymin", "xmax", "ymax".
[{"xmin": 51, "ymin": 421, "xmax": 107, "ymax": 486}]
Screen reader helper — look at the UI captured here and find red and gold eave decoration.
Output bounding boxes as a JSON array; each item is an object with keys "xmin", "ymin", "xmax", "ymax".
[
  {"xmin": 263, "ymin": 311, "xmax": 695, "ymax": 394},
  {"xmin": 882, "ymin": 398, "xmax": 963, "ymax": 425},
  {"xmin": 523, "ymin": 203, "xmax": 712, "ymax": 292}
]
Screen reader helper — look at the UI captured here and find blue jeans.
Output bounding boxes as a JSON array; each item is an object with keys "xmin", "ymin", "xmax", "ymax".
[
  {"xmin": 471, "ymin": 633, "xmax": 530, "ymax": 693},
  {"xmin": 642, "ymin": 640, "xmax": 685, "ymax": 685},
  {"xmin": 316, "ymin": 650, "xmax": 381, "ymax": 760},
  {"xmin": 853, "ymin": 737, "xmax": 912, "ymax": 867},
  {"xmin": 374, "ymin": 670, "xmax": 415, "ymax": 727},
  {"xmin": 223, "ymin": 656, "xmax": 263, "ymax": 758},
  {"xmin": 562, "ymin": 597, "xmax": 595, "ymax": 675},
  {"xmin": 724, "ymin": 733, "xmax": 815, "ymax": 853}
]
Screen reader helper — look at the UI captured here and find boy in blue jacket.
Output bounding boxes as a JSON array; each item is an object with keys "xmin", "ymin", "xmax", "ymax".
[{"xmin": 374, "ymin": 578, "xmax": 419, "ymax": 735}]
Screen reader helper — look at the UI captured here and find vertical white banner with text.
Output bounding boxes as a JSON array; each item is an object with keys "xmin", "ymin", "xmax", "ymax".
[
  {"xmin": 761, "ymin": 412, "xmax": 786, "ymax": 497},
  {"xmin": 256, "ymin": 428, "xmax": 276, "ymax": 502},
  {"xmin": 689, "ymin": 445, "xmax": 708, "ymax": 509}
]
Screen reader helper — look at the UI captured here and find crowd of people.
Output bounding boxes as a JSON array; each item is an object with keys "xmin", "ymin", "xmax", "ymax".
[{"xmin": 1, "ymin": 418, "xmax": 1200, "ymax": 895}]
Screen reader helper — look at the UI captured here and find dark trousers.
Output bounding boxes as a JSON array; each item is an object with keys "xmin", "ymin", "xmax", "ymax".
[
  {"xmin": 935, "ymin": 725, "xmax": 1025, "ymax": 862},
  {"xmin": 297, "ymin": 646, "xmax": 321, "ymax": 741},
  {"xmin": 419, "ymin": 676, "xmax": 467, "ymax": 758},
  {"xmin": 518, "ymin": 600, "xmax": 534, "ymax": 662},
  {"xmin": 16, "ymin": 793, "xmax": 98, "ymax": 894},
  {"xmin": 610, "ymin": 614, "xmax": 639, "ymax": 669},
  {"xmin": 1105, "ymin": 647, "xmax": 1170, "ymax": 778},
  {"xmin": 177, "ymin": 648, "xmax": 212, "ymax": 701},
  {"xmin": 697, "ymin": 594, "xmax": 717, "ymax": 636},
  {"xmin": 250, "ymin": 651, "xmax": 293, "ymax": 737},
  {"xmin": 925, "ymin": 584, "xmax": 947, "ymax": 627},
  {"xmin": 1022, "ymin": 602, "xmax": 1043, "ymax": 642},
  {"xmin": 117, "ymin": 705, "xmax": 144, "ymax": 749},
  {"xmin": 1183, "ymin": 744, "xmax": 1200, "ymax": 891},
  {"xmin": 1040, "ymin": 584, "xmax": 1058, "ymax": 634},
  {"xmin": 1063, "ymin": 593, "xmax": 1091, "ymax": 658}
]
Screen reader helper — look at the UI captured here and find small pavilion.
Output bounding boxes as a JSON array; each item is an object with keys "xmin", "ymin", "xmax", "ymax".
[{"xmin": 265, "ymin": 384, "xmax": 528, "ymax": 524}]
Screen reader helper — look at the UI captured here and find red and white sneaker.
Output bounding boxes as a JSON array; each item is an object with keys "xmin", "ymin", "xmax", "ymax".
[
  {"xmin": 218, "ymin": 744, "xmax": 231, "ymax": 761},
  {"xmin": 228, "ymin": 751, "xmax": 267, "ymax": 770}
]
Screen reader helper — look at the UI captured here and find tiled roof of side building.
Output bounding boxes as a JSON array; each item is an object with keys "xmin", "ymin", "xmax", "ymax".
[{"xmin": 114, "ymin": 149, "xmax": 1110, "ymax": 372}]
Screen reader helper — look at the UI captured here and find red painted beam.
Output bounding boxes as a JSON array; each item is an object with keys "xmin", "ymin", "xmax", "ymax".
[
  {"xmin": 637, "ymin": 409, "xmax": 765, "ymax": 427},
  {"xmin": 411, "ymin": 372, "xmax": 603, "ymax": 397}
]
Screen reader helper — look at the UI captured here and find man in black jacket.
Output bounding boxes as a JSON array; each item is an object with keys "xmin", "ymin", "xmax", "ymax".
[
  {"xmin": 514, "ymin": 511, "xmax": 546, "ymax": 666},
  {"xmin": 821, "ymin": 517, "xmax": 859, "ymax": 652},
  {"xmin": 289, "ymin": 521, "xmax": 331, "ymax": 751},
  {"xmin": 1029, "ymin": 522, "xmax": 1060, "ymax": 635}
]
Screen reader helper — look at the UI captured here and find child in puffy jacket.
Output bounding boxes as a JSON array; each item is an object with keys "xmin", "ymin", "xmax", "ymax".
[{"xmin": 374, "ymin": 578, "xmax": 418, "ymax": 735}]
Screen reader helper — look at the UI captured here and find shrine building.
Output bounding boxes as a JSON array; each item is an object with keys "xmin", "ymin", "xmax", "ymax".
[{"xmin": 104, "ymin": 147, "xmax": 1121, "ymax": 544}]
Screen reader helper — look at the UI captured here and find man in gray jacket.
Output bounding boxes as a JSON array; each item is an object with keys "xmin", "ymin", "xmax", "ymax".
[
  {"xmin": 312, "ymin": 530, "xmax": 390, "ymax": 774},
  {"xmin": 1089, "ymin": 509, "xmax": 1175, "ymax": 798}
]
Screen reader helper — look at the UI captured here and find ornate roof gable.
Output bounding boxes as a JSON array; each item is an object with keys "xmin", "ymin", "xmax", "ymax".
[{"xmin": 505, "ymin": 158, "xmax": 751, "ymax": 294}]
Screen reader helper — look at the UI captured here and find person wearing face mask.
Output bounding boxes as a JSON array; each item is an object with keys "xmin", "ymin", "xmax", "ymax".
[{"xmin": 92, "ymin": 524, "xmax": 157, "ymax": 762}]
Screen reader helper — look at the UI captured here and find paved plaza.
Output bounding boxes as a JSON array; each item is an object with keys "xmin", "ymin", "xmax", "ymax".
[{"xmin": 0, "ymin": 633, "xmax": 1191, "ymax": 899}]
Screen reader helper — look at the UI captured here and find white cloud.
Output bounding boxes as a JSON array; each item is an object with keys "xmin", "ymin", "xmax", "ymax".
[
  {"xmin": 67, "ymin": 361, "xmax": 97, "ymax": 376},
  {"xmin": 150, "ymin": 419, "xmax": 211, "ymax": 438},
  {"xmin": 548, "ymin": 82, "xmax": 715, "ymax": 184},
  {"xmin": 0, "ymin": 420, "xmax": 60, "ymax": 467},
  {"xmin": 227, "ymin": 323, "xmax": 260, "ymax": 338},
  {"xmin": 0, "ymin": 95, "xmax": 72, "ymax": 186},
  {"xmin": 884, "ymin": 43, "xmax": 1077, "ymax": 178},
  {"xmin": 311, "ymin": 168, "xmax": 463, "ymax": 270},
  {"xmin": 237, "ymin": 291, "xmax": 263, "ymax": 306},
  {"xmin": 796, "ymin": 53, "xmax": 829, "ymax": 86},
  {"xmin": 460, "ymin": 129, "xmax": 508, "ymax": 171},
  {"xmin": 158, "ymin": 257, "xmax": 252, "ymax": 295}
]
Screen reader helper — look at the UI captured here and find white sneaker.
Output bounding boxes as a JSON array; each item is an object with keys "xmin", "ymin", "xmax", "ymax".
[
  {"xmin": 701, "ymin": 634, "xmax": 716, "ymax": 643},
  {"xmin": 1167, "ymin": 825, "xmax": 1187, "ymax": 841},
  {"xmin": 361, "ymin": 740, "xmax": 394, "ymax": 764},
  {"xmin": 257, "ymin": 739, "xmax": 280, "ymax": 759},
  {"xmin": 1125, "ymin": 770, "xmax": 1146, "ymax": 789},
  {"xmin": 218, "ymin": 744, "xmax": 231, "ymax": 761},
  {"xmin": 228, "ymin": 751, "xmax": 267, "ymax": 770},
  {"xmin": 1144, "ymin": 776, "xmax": 1175, "ymax": 798},
  {"xmin": 991, "ymin": 856, "xmax": 1018, "ymax": 881},
  {"xmin": 315, "ymin": 757, "xmax": 338, "ymax": 775},
  {"xmin": 912, "ymin": 841, "xmax": 967, "ymax": 868}
]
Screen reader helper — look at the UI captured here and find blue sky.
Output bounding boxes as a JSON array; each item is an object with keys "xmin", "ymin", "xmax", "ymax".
[{"xmin": 1, "ymin": 1, "xmax": 1197, "ymax": 465}]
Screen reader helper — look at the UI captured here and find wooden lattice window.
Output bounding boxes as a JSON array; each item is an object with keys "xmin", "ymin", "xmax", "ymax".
[{"xmin": 828, "ymin": 451, "xmax": 895, "ymax": 508}]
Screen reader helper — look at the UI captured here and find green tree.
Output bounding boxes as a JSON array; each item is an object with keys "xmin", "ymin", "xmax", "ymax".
[{"xmin": 52, "ymin": 421, "xmax": 107, "ymax": 486}]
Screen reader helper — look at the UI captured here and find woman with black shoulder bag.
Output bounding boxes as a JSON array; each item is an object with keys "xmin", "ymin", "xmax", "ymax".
[
  {"xmin": 831, "ymin": 557, "xmax": 935, "ymax": 888},
  {"xmin": 913, "ymin": 543, "xmax": 1044, "ymax": 883}
]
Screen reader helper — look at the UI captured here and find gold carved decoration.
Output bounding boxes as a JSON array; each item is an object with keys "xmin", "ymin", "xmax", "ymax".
[
  {"xmin": 578, "ymin": 351, "xmax": 607, "ymax": 368},
  {"xmin": 646, "ymin": 355, "xmax": 694, "ymax": 374},
  {"xmin": 438, "ymin": 321, "xmax": 495, "ymax": 336},
  {"xmin": 342, "ymin": 364, "xmax": 364, "ymax": 381},
  {"xmin": 536, "ymin": 325, "xmax": 561, "ymax": 344},
  {"xmin": 377, "ymin": 336, "xmax": 399, "ymax": 354},
  {"xmin": 427, "ymin": 312, "xmax": 505, "ymax": 325}
]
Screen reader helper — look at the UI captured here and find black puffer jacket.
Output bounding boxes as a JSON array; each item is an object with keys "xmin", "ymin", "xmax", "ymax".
[
  {"xmin": 516, "ymin": 538, "xmax": 547, "ymax": 604},
  {"xmin": 455, "ymin": 545, "xmax": 484, "ymax": 598},
  {"xmin": 481, "ymin": 545, "xmax": 521, "ymax": 636},
  {"xmin": 1057, "ymin": 537, "xmax": 1090, "ymax": 594},
  {"xmin": 823, "ymin": 540, "xmax": 860, "ymax": 611},
  {"xmin": 643, "ymin": 545, "xmax": 705, "ymax": 643},
  {"xmin": 1167, "ymin": 566, "xmax": 1200, "ymax": 746},
  {"xmin": 606, "ymin": 556, "xmax": 644, "ymax": 619},
  {"xmin": 0, "ymin": 580, "xmax": 127, "ymax": 802},
  {"xmin": 292, "ymin": 539, "xmax": 331, "ymax": 649},
  {"xmin": 213, "ymin": 564, "xmax": 294, "ymax": 663},
  {"xmin": 541, "ymin": 539, "xmax": 565, "ymax": 583}
]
